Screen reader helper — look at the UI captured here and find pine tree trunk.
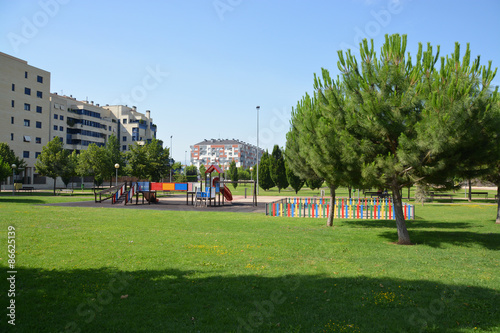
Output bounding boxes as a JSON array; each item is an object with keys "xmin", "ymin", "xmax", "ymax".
[
  {"xmin": 53, "ymin": 178, "xmax": 56, "ymax": 196},
  {"xmin": 391, "ymin": 180, "xmax": 412, "ymax": 245},
  {"xmin": 327, "ymin": 185, "xmax": 336, "ymax": 227},
  {"xmin": 348, "ymin": 186, "xmax": 352, "ymax": 199},
  {"xmin": 496, "ymin": 185, "xmax": 500, "ymax": 224},
  {"xmin": 468, "ymin": 179, "xmax": 472, "ymax": 202}
]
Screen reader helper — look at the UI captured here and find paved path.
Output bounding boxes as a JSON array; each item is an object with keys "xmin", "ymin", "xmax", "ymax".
[{"xmin": 43, "ymin": 194, "xmax": 285, "ymax": 214}]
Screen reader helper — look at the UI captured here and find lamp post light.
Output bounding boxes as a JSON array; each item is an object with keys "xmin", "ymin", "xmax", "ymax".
[
  {"xmin": 114, "ymin": 163, "xmax": 120, "ymax": 187},
  {"xmin": 250, "ymin": 167, "xmax": 253, "ymax": 181},
  {"xmin": 185, "ymin": 150, "xmax": 187, "ymax": 173},
  {"xmin": 256, "ymin": 106, "xmax": 260, "ymax": 195},
  {"xmin": 11, "ymin": 164, "xmax": 16, "ymax": 196}
]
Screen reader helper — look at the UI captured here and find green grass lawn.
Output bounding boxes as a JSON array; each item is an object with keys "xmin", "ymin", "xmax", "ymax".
[{"xmin": 0, "ymin": 195, "xmax": 499, "ymax": 332}]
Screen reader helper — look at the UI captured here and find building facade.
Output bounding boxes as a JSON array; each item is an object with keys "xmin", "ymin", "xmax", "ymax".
[
  {"xmin": 191, "ymin": 139, "xmax": 264, "ymax": 170},
  {"xmin": 0, "ymin": 52, "xmax": 51, "ymax": 186},
  {"xmin": 103, "ymin": 105, "xmax": 156, "ymax": 152},
  {"xmin": 0, "ymin": 52, "xmax": 158, "ymax": 189}
]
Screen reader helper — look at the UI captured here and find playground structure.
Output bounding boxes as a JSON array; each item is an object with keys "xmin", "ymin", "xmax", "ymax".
[
  {"xmin": 195, "ymin": 164, "xmax": 257, "ymax": 207},
  {"xmin": 266, "ymin": 197, "xmax": 415, "ymax": 220},
  {"xmin": 94, "ymin": 164, "xmax": 257, "ymax": 207}
]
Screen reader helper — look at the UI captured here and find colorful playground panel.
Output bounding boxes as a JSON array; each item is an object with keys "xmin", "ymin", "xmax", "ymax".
[{"xmin": 148, "ymin": 182, "xmax": 199, "ymax": 192}]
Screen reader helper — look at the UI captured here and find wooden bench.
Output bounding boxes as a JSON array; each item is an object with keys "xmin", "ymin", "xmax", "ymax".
[
  {"xmin": 365, "ymin": 191, "xmax": 389, "ymax": 198},
  {"xmin": 429, "ymin": 192, "xmax": 453, "ymax": 202},
  {"xmin": 56, "ymin": 188, "xmax": 74, "ymax": 195},
  {"xmin": 470, "ymin": 192, "xmax": 488, "ymax": 199},
  {"xmin": 19, "ymin": 186, "xmax": 34, "ymax": 193}
]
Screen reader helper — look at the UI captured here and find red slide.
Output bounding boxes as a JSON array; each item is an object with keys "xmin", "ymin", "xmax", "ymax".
[{"xmin": 221, "ymin": 185, "xmax": 233, "ymax": 202}]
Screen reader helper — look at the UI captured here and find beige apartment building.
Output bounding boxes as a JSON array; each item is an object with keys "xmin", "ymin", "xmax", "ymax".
[
  {"xmin": 0, "ymin": 52, "xmax": 51, "ymax": 187},
  {"xmin": 104, "ymin": 105, "xmax": 156, "ymax": 152},
  {"xmin": 1, "ymin": 52, "xmax": 158, "ymax": 190}
]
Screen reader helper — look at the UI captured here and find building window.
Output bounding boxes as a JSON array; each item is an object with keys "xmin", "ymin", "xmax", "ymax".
[
  {"xmin": 123, "ymin": 119, "xmax": 127, "ymax": 124},
  {"xmin": 122, "ymin": 145, "xmax": 127, "ymax": 151},
  {"xmin": 24, "ymin": 103, "xmax": 31, "ymax": 111},
  {"xmin": 36, "ymin": 106, "xmax": 42, "ymax": 113},
  {"xmin": 54, "ymin": 125, "xmax": 58, "ymax": 131},
  {"xmin": 11, "ymin": 117, "xmax": 14, "ymax": 124},
  {"xmin": 12, "ymin": 84, "xmax": 15, "ymax": 91},
  {"xmin": 37, "ymin": 75, "xmax": 43, "ymax": 83},
  {"xmin": 122, "ymin": 136, "xmax": 127, "ymax": 142},
  {"xmin": 24, "ymin": 119, "xmax": 30, "ymax": 127},
  {"xmin": 11, "ymin": 133, "xmax": 14, "ymax": 141},
  {"xmin": 25, "ymin": 71, "xmax": 28, "ymax": 78},
  {"xmin": 24, "ymin": 87, "xmax": 31, "ymax": 95},
  {"xmin": 59, "ymin": 126, "xmax": 63, "ymax": 131},
  {"xmin": 36, "ymin": 137, "xmax": 41, "ymax": 144},
  {"xmin": 35, "ymin": 152, "xmax": 41, "ymax": 158},
  {"xmin": 60, "ymin": 115, "xmax": 64, "ymax": 120},
  {"xmin": 36, "ymin": 121, "xmax": 42, "ymax": 129},
  {"xmin": 11, "ymin": 100, "xmax": 14, "ymax": 107},
  {"xmin": 23, "ymin": 135, "xmax": 31, "ymax": 142},
  {"xmin": 23, "ymin": 151, "xmax": 29, "ymax": 158},
  {"xmin": 54, "ymin": 114, "xmax": 58, "ymax": 119},
  {"xmin": 37, "ymin": 91, "xmax": 43, "ymax": 98}
]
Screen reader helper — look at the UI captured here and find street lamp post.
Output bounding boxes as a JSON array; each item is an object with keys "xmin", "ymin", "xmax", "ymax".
[
  {"xmin": 185, "ymin": 150, "xmax": 187, "ymax": 173},
  {"xmin": 256, "ymin": 106, "xmax": 260, "ymax": 195},
  {"xmin": 11, "ymin": 164, "xmax": 16, "ymax": 196},
  {"xmin": 114, "ymin": 163, "xmax": 120, "ymax": 187},
  {"xmin": 170, "ymin": 135, "xmax": 173, "ymax": 182}
]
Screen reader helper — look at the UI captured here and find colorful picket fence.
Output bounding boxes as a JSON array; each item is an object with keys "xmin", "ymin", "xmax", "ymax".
[{"xmin": 266, "ymin": 197, "xmax": 415, "ymax": 220}]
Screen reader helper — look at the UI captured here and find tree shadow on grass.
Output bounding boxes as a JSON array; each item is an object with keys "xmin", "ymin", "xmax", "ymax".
[
  {"xmin": 0, "ymin": 197, "xmax": 46, "ymax": 204},
  {"xmin": 341, "ymin": 219, "xmax": 473, "ymax": 230},
  {"xmin": 5, "ymin": 267, "xmax": 499, "ymax": 332},
  {"xmin": 378, "ymin": 230, "xmax": 500, "ymax": 250}
]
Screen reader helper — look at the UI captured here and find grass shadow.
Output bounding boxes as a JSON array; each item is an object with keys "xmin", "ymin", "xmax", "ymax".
[
  {"xmin": 378, "ymin": 230, "xmax": 500, "ymax": 250},
  {"xmin": 341, "ymin": 219, "xmax": 473, "ymax": 230},
  {"xmin": 0, "ymin": 197, "xmax": 46, "ymax": 204},
  {"xmin": 5, "ymin": 267, "xmax": 499, "ymax": 332}
]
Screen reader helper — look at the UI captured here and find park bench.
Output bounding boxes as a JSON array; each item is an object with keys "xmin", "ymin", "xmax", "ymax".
[
  {"xmin": 56, "ymin": 188, "xmax": 74, "ymax": 195},
  {"xmin": 470, "ymin": 192, "xmax": 488, "ymax": 199},
  {"xmin": 365, "ymin": 191, "xmax": 389, "ymax": 198},
  {"xmin": 19, "ymin": 186, "xmax": 34, "ymax": 193},
  {"xmin": 429, "ymin": 192, "xmax": 453, "ymax": 202}
]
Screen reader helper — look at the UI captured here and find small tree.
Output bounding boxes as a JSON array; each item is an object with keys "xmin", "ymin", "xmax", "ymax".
[
  {"xmin": 306, "ymin": 177, "xmax": 324, "ymax": 191},
  {"xmin": 258, "ymin": 151, "xmax": 274, "ymax": 191},
  {"xmin": 199, "ymin": 165, "xmax": 207, "ymax": 178},
  {"xmin": 228, "ymin": 160, "xmax": 239, "ymax": 189},
  {"xmin": 0, "ymin": 143, "xmax": 26, "ymax": 179},
  {"xmin": 60, "ymin": 151, "xmax": 78, "ymax": 188},
  {"xmin": 285, "ymin": 159, "xmax": 304, "ymax": 194},
  {"xmin": 77, "ymin": 143, "xmax": 110, "ymax": 188},
  {"xmin": 185, "ymin": 165, "xmax": 198, "ymax": 182},
  {"xmin": 270, "ymin": 145, "xmax": 289, "ymax": 192},
  {"xmin": 0, "ymin": 156, "xmax": 11, "ymax": 191},
  {"xmin": 35, "ymin": 137, "xmax": 70, "ymax": 194}
]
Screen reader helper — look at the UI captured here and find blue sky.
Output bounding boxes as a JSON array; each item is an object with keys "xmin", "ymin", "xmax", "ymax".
[{"xmin": 1, "ymin": 0, "xmax": 499, "ymax": 163}]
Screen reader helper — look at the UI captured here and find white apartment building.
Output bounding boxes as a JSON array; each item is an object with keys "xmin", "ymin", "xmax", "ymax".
[
  {"xmin": 50, "ymin": 94, "xmax": 118, "ymax": 152},
  {"xmin": 0, "ymin": 52, "xmax": 158, "ymax": 189},
  {"xmin": 191, "ymin": 139, "xmax": 264, "ymax": 170}
]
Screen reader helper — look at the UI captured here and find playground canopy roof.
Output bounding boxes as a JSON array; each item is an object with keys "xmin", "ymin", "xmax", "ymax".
[{"xmin": 205, "ymin": 164, "xmax": 223, "ymax": 174}]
